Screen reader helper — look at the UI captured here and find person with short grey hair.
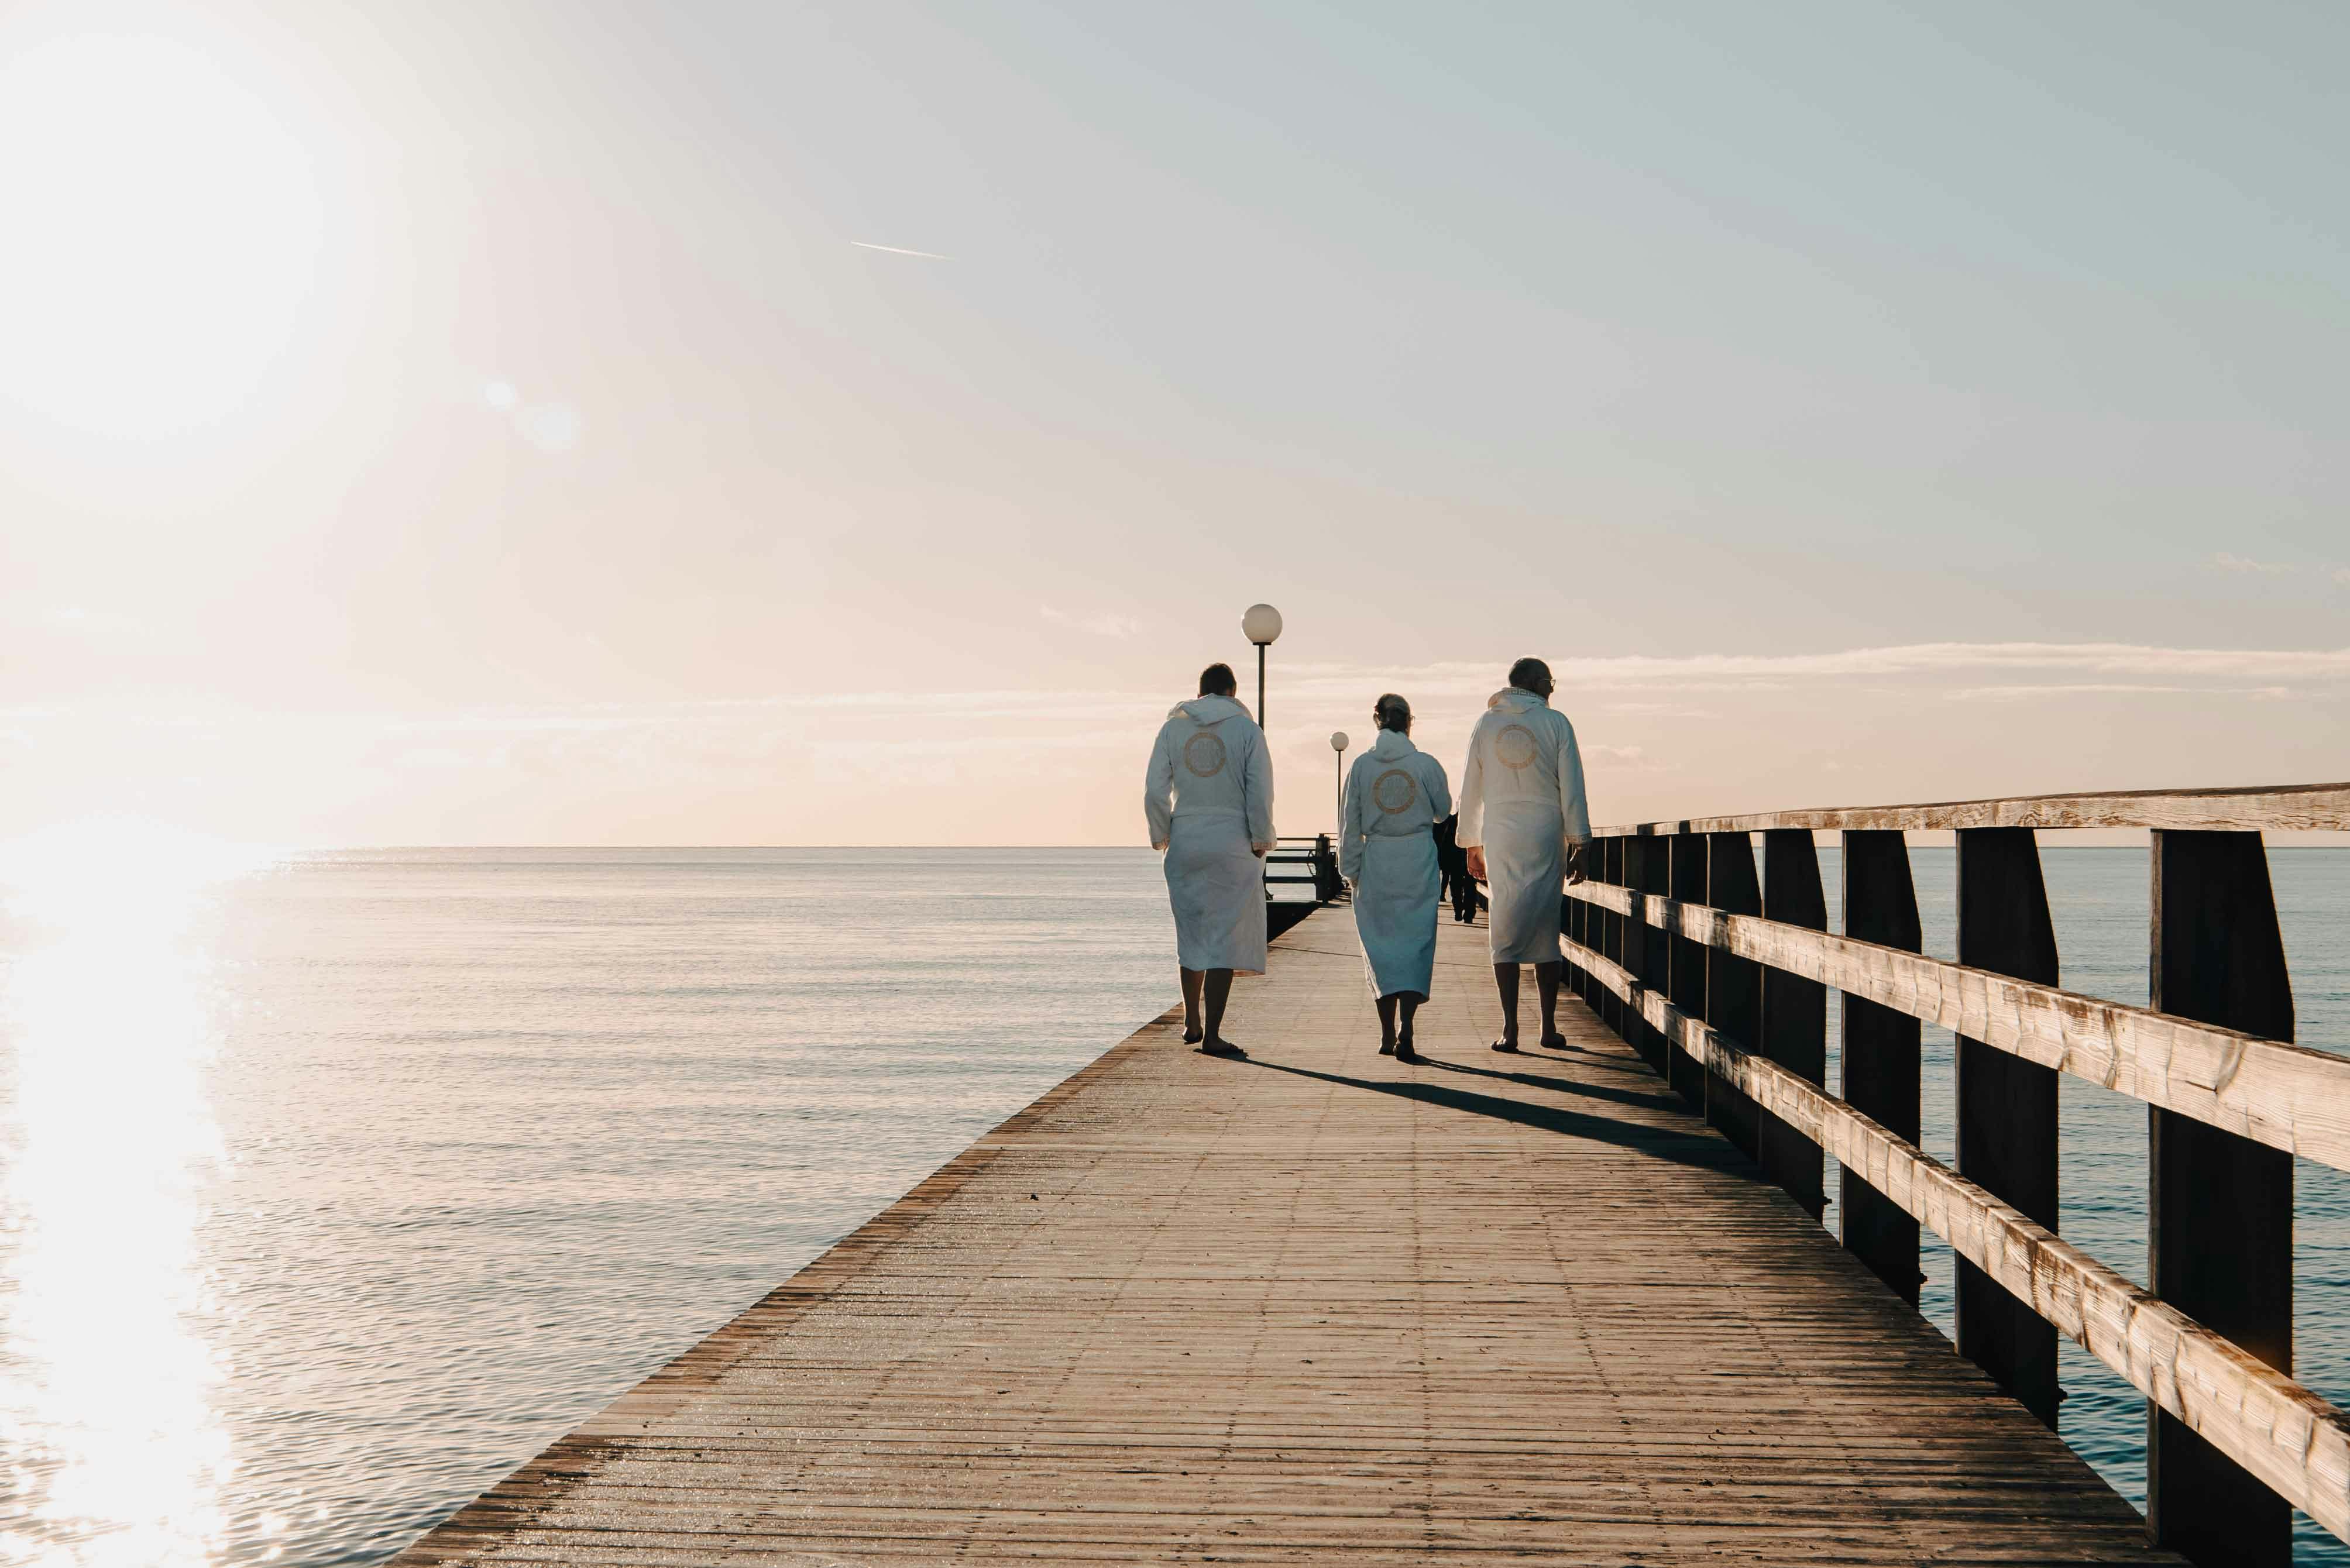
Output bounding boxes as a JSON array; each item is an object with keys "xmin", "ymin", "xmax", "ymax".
[
  {"xmin": 1457, "ymin": 657, "xmax": 1590, "ymax": 1052},
  {"xmin": 1338, "ymin": 692, "xmax": 1451, "ymax": 1061}
]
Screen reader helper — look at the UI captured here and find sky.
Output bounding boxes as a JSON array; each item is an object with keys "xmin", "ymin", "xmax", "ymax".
[{"xmin": 1, "ymin": 0, "xmax": 2345, "ymax": 846}]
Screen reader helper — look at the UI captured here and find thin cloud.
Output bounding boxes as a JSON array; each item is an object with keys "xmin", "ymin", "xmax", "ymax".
[
  {"xmin": 1039, "ymin": 606, "xmax": 1143, "ymax": 639},
  {"xmin": 1947, "ymin": 683, "xmax": 2296, "ymax": 703},
  {"xmin": 2212, "ymin": 552, "xmax": 2293, "ymax": 575},
  {"xmin": 850, "ymin": 240, "xmax": 951, "ymax": 260}
]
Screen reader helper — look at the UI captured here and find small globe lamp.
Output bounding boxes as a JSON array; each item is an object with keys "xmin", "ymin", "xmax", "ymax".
[
  {"xmin": 1329, "ymin": 730, "xmax": 1349, "ymax": 830},
  {"xmin": 1241, "ymin": 603, "xmax": 1282, "ymax": 725}
]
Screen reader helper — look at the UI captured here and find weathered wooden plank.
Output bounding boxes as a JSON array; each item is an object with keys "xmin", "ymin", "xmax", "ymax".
[
  {"xmin": 1566, "ymin": 934, "xmax": 2350, "ymax": 1549},
  {"xmin": 1566, "ymin": 881, "xmax": 2350, "ymax": 1174},
  {"xmin": 1839, "ymin": 830, "xmax": 1922, "ymax": 1306},
  {"xmin": 1590, "ymin": 780, "xmax": 2350, "ymax": 838},
  {"xmin": 2148, "ymin": 830, "xmax": 2295, "ymax": 1566}
]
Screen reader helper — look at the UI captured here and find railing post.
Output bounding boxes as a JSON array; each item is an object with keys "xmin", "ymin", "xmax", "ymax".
[
  {"xmin": 1841, "ymin": 830, "xmax": 1922, "ymax": 1305},
  {"xmin": 1562, "ymin": 875, "xmax": 1586, "ymax": 1002},
  {"xmin": 1600, "ymin": 835, "xmax": 1625, "ymax": 1040},
  {"xmin": 1628, "ymin": 833, "xmax": 1670, "ymax": 1071},
  {"xmin": 2148, "ymin": 830, "xmax": 2293, "ymax": 1567},
  {"xmin": 1702, "ymin": 831, "xmax": 1762, "ymax": 1161},
  {"xmin": 1665, "ymin": 829, "xmax": 1707, "ymax": 1109},
  {"xmin": 1954, "ymin": 826, "xmax": 2060, "ymax": 1428},
  {"xmin": 1759, "ymin": 829, "xmax": 1827, "ymax": 1221}
]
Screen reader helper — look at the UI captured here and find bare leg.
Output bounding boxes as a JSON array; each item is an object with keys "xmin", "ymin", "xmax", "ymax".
[
  {"xmin": 1179, "ymin": 968, "xmax": 1204, "ymax": 1043},
  {"xmin": 1375, "ymin": 994, "xmax": 1399, "ymax": 1053},
  {"xmin": 1397, "ymin": 992, "xmax": 1423, "ymax": 1058},
  {"xmin": 1536, "ymin": 960, "xmax": 1564, "ymax": 1047},
  {"xmin": 1492, "ymin": 962, "xmax": 1521, "ymax": 1051},
  {"xmin": 1203, "ymin": 968, "xmax": 1237, "ymax": 1050}
]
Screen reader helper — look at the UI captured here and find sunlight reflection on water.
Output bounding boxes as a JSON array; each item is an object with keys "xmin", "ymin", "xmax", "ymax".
[{"xmin": 1, "ymin": 823, "xmax": 277, "ymax": 1568}]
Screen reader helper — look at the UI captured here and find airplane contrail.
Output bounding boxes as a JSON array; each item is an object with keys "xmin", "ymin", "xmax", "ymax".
[{"xmin": 851, "ymin": 240, "xmax": 951, "ymax": 260}]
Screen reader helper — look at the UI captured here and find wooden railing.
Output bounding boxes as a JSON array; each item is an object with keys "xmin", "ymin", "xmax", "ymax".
[{"xmin": 1559, "ymin": 784, "xmax": 2350, "ymax": 1568}]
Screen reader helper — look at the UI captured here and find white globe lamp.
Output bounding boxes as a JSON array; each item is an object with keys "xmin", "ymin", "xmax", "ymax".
[
  {"xmin": 1329, "ymin": 731, "xmax": 1349, "ymax": 830},
  {"xmin": 1241, "ymin": 603, "xmax": 1282, "ymax": 727}
]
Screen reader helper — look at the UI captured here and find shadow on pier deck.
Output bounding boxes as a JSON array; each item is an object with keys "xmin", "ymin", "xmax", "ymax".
[{"xmin": 397, "ymin": 912, "xmax": 2174, "ymax": 1566}]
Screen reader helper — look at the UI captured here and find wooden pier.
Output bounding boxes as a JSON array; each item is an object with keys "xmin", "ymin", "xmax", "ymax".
[{"xmin": 397, "ymin": 903, "xmax": 2206, "ymax": 1564}]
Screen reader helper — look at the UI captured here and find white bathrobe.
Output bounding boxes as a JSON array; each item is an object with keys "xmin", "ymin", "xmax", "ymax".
[
  {"xmin": 1457, "ymin": 687, "xmax": 1592, "ymax": 965},
  {"xmin": 1144, "ymin": 695, "xmax": 1276, "ymax": 975},
  {"xmin": 1340, "ymin": 728, "xmax": 1451, "ymax": 999}
]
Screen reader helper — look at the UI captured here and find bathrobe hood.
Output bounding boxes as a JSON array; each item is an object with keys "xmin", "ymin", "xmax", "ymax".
[
  {"xmin": 1486, "ymin": 687, "xmax": 1546, "ymax": 716},
  {"xmin": 1170, "ymin": 694, "xmax": 1253, "ymax": 725},
  {"xmin": 1370, "ymin": 727, "xmax": 1416, "ymax": 760}
]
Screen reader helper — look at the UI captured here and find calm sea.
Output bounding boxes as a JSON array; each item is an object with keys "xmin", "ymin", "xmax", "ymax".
[{"xmin": 0, "ymin": 845, "xmax": 2345, "ymax": 1564}]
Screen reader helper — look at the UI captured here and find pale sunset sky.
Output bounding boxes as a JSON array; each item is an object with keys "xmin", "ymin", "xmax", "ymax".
[{"xmin": 2, "ymin": 1, "xmax": 2344, "ymax": 847}]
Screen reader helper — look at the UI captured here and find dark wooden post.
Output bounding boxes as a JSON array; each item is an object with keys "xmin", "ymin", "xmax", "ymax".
[
  {"xmin": 1841, "ymin": 830, "xmax": 1922, "ymax": 1305},
  {"xmin": 2148, "ymin": 830, "xmax": 2293, "ymax": 1567},
  {"xmin": 1703, "ymin": 831, "xmax": 1762, "ymax": 1162},
  {"xmin": 1955, "ymin": 826, "xmax": 2060, "ymax": 1428},
  {"xmin": 1665, "ymin": 830, "xmax": 1708, "ymax": 1109},
  {"xmin": 1759, "ymin": 830, "xmax": 1827, "ymax": 1221},
  {"xmin": 1631, "ymin": 833, "xmax": 1672, "ymax": 1070},
  {"xmin": 1619, "ymin": 835, "xmax": 1647, "ymax": 1058},
  {"xmin": 1564, "ymin": 878, "xmax": 1586, "ymax": 1002},
  {"xmin": 1600, "ymin": 835, "xmax": 1625, "ymax": 1039}
]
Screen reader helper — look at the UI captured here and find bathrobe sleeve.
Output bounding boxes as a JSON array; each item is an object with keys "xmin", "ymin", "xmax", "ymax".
[
  {"xmin": 1456, "ymin": 727, "xmax": 1487, "ymax": 850},
  {"xmin": 1144, "ymin": 723, "xmax": 1176, "ymax": 850},
  {"xmin": 1242, "ymin": 722, "xmax": 1275, "ymax": 853},
  {"xmin": 1423, "ymin": 756, "xmax": 1453, "ymax": 827},
  {"xmin": 1555, "ymin": 714, "xmax": 1591, "ymax": 848},
  {"xmin": 1337, "ymin": 758, "xmax": 1366, "ymax": 882}
]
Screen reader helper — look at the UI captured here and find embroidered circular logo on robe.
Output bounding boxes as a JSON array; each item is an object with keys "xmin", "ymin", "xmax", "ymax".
[
  {"xmin": 1494, "ymin": 723, "xmax": 1539, "ymax": 770},
  {"xmin": 1372, "ymin": 768, "xmax": 1418, "ymax": 815},
  {"xmin": 1182, "ymin": 731, "xmax": 1228, "ymax": 778}
]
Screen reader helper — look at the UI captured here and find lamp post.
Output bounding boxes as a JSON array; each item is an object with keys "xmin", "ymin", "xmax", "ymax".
[
  {"xmin": 1242, "ymin": 603, "xmax": 1282, "ymax": 727},
  {"xmin": 1329, "ymin": 731, "xmax": 1349, "ymax": 831}
]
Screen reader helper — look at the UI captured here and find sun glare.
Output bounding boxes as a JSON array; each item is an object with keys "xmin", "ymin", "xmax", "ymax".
[
  {"xmin": 1, "ymin": 820, "xmax": 280, "ymax": 1566},
  {"xmin": 0, "ymin": 33, "xmax": 325, "ymax": 439}
]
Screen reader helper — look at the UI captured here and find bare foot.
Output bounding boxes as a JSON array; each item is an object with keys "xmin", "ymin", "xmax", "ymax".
[
  {"xmin": 1540, "ymin": 1033, "xmax": 1568, "ymax": 1050},
  {"xmin": 1378, "ymin": 1041, "xmax": 1396, "ymax": 1056},
  {"xmin": 1491, "ymin": 1039, "xmax": 1520, "ymax": 1053},
  {"xmin": 1198, "ymin": 1039, "xmax": 1247, "ymax": 1058},
  {"xmin": 1183, "ymin": 1028, "xmax": 1204, "ymax": 1044}
]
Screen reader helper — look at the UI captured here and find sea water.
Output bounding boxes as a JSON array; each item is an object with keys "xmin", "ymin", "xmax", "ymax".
[{"xmin": 1, "ymin": 845, "xmax": 2346, "ymax": 1564}]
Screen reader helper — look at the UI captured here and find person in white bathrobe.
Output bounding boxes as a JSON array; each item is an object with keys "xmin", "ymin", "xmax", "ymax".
[
  {"xmin": 1143, "ymin": 662, "xmax": 1275, "ymax": 1058},
  {"xmin": 1458, "ymin": 657, "xmax": 1592, "ymax": 1053},
  {"xmin": 1339, "ymin": 694, "xmax": 1451, "ymax": 1062}
]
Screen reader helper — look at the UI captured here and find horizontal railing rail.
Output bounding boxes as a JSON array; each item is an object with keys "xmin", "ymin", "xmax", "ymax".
[
  {"xmin": 1589, "ymin": 780, "xmax": 2350, "ymax": 838},
  {"xmin": 1563, "ymin": 936, "xmax": 2350, "ymax": 1544},
  {"xmin": 1553, "ymin": 783, "xmax": 2344, "ymax": 1567},
  {"xmin": 1571, "ymin": 879, "xmax": 2350, "ymax": 1172}
]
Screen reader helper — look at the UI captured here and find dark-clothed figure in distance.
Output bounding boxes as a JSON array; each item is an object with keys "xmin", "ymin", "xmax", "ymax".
[
  {"xmin": 1144, "ymin": 662, "xmax": 1275, "ymax": 1058},
  {"xmin": 1433, "ymin": 813, "xmax": 1477, "ymax": 924},
  {"xmin": 1457, "ymin": 657, "xmax": 1591, "ymax": 1053}
]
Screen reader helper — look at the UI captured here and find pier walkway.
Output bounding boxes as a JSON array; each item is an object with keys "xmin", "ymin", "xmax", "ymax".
[{"xmin": 400, "ymin": 912, "xmax": 2172, "ymax": 1566}]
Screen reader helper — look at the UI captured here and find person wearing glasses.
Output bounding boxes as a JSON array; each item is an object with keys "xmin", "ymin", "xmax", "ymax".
[{"xmin": 1458, "ymin": 657, "xmax": 1591, "ymax": 1053}]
